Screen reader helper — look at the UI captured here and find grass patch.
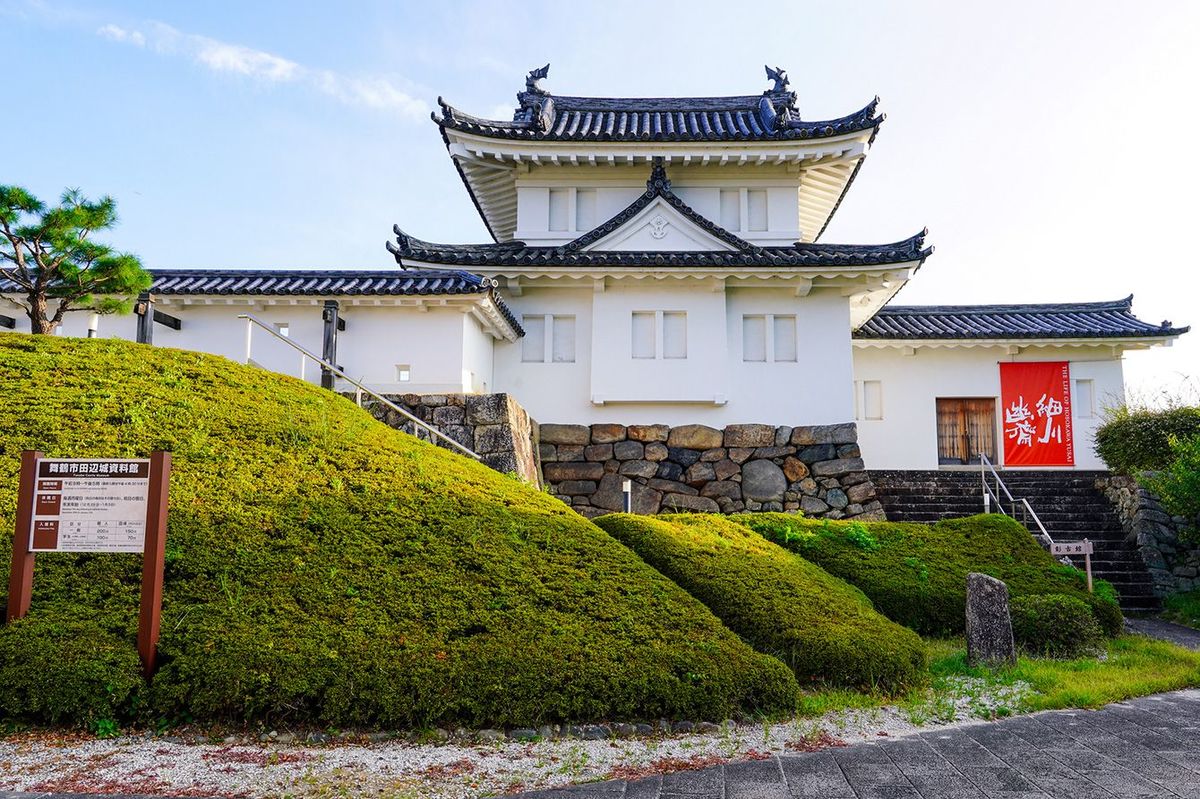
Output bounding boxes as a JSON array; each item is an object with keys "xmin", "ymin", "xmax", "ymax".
[
  {"xmin": 737, "ymin": 513, "xmax": 1123, "ymax": 637},
  {"xmin": 1163, "ymin": 589, "xmax": 1200, "ymax": 629},
  {"xmin": 0, "ymin": 334, "xmax": 799, "ymax": 727},
  {"xmin": 595, "ymin": 513, "xmax": 928, "ymax": 694}
]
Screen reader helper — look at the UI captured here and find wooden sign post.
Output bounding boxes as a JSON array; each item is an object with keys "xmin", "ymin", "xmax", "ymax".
[
  {"xmin": 1051, "ymin": 539, "xmax": 1094, "ymax": 593},
  {"xmin": 7, "ymin": 450, "xmax": 171, "ymax": 677}
]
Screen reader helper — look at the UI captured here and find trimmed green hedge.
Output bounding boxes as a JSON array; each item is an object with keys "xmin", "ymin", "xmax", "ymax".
[
  {"xmin": 0, "ymin": 334, "xmax": 799, "ymax": 726},
  {"xmin": 1094, "ymin": 405, "xmax": 1200, "ymax": 473},
  {"xmin": 1010, "ymin": 594, "xmax": 1104, "ymax": 658},
  {"xmin": 737, "ymin": 514, "xmax": 1123, "ymax": 638},
  {"xmin": 595, "ymin": 513, "xmax": 928, "ymax": 694}
]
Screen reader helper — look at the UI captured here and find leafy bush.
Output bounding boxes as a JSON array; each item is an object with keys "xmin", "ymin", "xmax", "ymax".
[
  {"xmin": 1094, "ymin": 405, "xmax": 1200, "ymax": 473},
  {"xmin": 1010, "ymin": 594, "xmax": 1104, "ymax": 658},
  {"xmin": 1139, "ymin": 434, "xmax": 1200, "ymax": 541},
  {"xmin": 0, "ymin": 609, "xmax": 143, "ymax": 725},
  {"xmin": 595, "ymin": 513, "xmax": 928, "ymax": 694},
  {"xmin": 0, "ymin": 334, "xmax": 799, "ymax": 726},
  {"xmin": 737, "ymin": 513, "xmax": 1123, "ymax": 638}
]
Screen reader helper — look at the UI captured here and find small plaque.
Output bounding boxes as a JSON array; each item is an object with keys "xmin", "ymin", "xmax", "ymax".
[
  {"xmin": 28, "ymin": 458, "xmax": 151, "ymax": 553},
  {"xmin": 1051, "ymin": 540, "xmax": 1094, "ymax": 556}
]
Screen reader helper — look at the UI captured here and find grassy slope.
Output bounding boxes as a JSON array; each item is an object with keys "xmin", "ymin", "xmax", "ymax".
[
  {"xmin": 737, "ymin": 514, "xmax": 1123, "ymax": 637},
  {"xmin": 595, "ymin": 513, "xmax": 928, "ymax": 694},
  {"xmin": 0, "ymin": 334, "xmax": 799, "ymax": 726},
  {"xmin": 1163, "ymin": 589, "xmax": 1200, "ymax": 629}
]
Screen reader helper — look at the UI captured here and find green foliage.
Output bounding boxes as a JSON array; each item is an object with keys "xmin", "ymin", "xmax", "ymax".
[
  {"xmin": 737, "ymin": 513, "xmax": 1123, "ymax": 638},
  {"xmin": 1139, "ymin": 434, "xmax": 1200, "ymax": 541},
  {"xmin": 1010, "ymin": 594, "xmax": 1104, "ymax": 658},
  {"xmin": 1162, "ymin": 589, "xmax": 1200, "ymax": 629},
  {"xmin": 595, "ymin": 513, "xmax": 928, "ymax": 694},
  {"xmin": 0, "ymin": 610, "xmax": 142, "ymax": 725},
  {"xmin": 0, "ymin": 334, "xmax": 798, "ymax": 726},
  {"xmin": 1094, "ymin": 404, "xmax": 1200, "ymax": 474},
  {"xmin": 0, "ymin": 186, "xmax": 151, "ymax": 333}
]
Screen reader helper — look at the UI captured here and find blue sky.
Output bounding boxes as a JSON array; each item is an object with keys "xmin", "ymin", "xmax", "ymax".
[{"xmin": 3, "ymin": 0, "xmax": 1197, "ymax": 396}]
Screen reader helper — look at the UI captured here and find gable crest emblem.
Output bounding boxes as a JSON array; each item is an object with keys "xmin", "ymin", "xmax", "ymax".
[{"xmin": 648, "ymin": 216, "xmax": 669, "ymax": 240}]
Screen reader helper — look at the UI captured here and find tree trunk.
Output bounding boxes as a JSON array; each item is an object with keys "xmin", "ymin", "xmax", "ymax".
[{"xmin": 26, "ymin": 294, "xmax": 53, "ymax": 334}]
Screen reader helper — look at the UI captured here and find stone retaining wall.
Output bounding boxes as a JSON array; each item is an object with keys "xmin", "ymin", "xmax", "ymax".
[
  {"xmin": 358, "ymin": 393, "xmax": 540, "ymax": 485},
  {"xmin": 539, "ymin": 421, "xmax": 885, "ymax": 520},
  {"xmin": 1097, "ymin": 474, "xmax": 1200, "ymax": 596}
]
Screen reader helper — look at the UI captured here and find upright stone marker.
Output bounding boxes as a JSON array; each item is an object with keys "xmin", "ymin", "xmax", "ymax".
[{"xmin": 965, "ymin": 572, "xmax": 1017, "ymax": 667}]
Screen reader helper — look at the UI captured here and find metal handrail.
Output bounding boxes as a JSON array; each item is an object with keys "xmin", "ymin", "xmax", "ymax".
[
  {"xmin": 237, "ymin": 313, "xmax": 481, "ymax": 460},
  {"xmin": 979, "ymin": 453, "xmax": 1054, "ymax": 545}
]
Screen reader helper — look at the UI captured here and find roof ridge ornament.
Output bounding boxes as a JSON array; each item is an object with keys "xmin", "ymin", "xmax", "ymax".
[
  {"xmin": 765, "ymin": 65, "xmax": 789, "ymax": 92},
  {"xmin": 646, "ymin": 157, "xmax": 671, "ymax": 194},
  {"xmin": 515, "ymin": 63, "xmax": 555, "ymax": 131}
]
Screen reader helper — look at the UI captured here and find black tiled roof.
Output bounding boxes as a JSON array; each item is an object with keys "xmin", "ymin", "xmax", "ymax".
[
  {"xmin": 145, "ymin": 269, "xmax": 494, "ymax": 297},
  {"xmin": 434, "ymin": 65, "xmax": 882, "ymax": 143},
  {"xmin": 389, "ymin": 160, "xmax": 932, "ymax": 271},
  {"xmin": 0, "ymin": 269, "xmax": 524, "ymax": 336},
  {"xmin": 855, "ymin": 298, "xmax": 1189, "ymax": 340}
]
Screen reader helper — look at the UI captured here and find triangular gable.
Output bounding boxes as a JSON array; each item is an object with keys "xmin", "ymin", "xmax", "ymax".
[{"xmin": 564, "ymin": 159, "xmax": 758, "ymax": 255}]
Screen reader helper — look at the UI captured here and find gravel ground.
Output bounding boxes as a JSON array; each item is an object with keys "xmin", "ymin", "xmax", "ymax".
[{"xmin": 0, "ymin": 678, "xmax": 1034, "ymax": 798}]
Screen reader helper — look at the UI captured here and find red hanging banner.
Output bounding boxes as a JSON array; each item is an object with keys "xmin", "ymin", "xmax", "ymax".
[{"xmin": 999, "ymin": 362, "xmax": 1074, "ymax": 467}]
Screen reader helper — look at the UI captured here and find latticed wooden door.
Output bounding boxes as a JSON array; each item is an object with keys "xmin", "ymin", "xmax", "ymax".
[{"xmin": 935, "ymin": 398, "xmax": 996, "ymax": 465}]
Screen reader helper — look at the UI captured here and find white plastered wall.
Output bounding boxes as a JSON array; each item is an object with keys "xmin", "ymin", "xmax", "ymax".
[
  {"xmin": 492, "ymin": 283, "xmax": 856, "ymax": 427},
  {"xmin": 852, "ymin": 344, "xmax": 1126, "ymax": 471},
  {"xmin": 39, "ymin": 301, "xmax": 491, "ymax": 395}
]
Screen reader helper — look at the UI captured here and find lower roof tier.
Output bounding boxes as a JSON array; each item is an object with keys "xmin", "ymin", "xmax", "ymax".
[{"xmin": 855, "ymin": 297, "xmax": 1188, "ymax": 341}]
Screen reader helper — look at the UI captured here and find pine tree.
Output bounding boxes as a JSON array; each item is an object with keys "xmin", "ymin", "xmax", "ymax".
[{"xmin": 0, "ymin": 185, "xmax": 151, "ymax": 334}]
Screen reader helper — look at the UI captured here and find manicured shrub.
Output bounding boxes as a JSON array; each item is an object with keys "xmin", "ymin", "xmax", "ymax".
[
  {"xmin": 738, "ymin": 513, "xmax": 1123, "ymax": 638},
  {"xmin": 1010, "ymin": 594, "xmax": 1104, "ymax": 658},
  {"xmin": 595, "ymin": 513, "xmax": 928, "ymax": 694},
  {"xmin": 0, "ymin": 334, "xmax": 799, "ymax": 726},
  {"xmin": 0, "ymin": 608, "xmax": 143, "ymax": 725},
  {"xmin": 1094, "ymin": 405, "xmax": 1200, "ymax": 473}
]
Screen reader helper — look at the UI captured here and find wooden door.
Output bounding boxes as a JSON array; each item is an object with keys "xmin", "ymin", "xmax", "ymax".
[{"xmin": 936, "ymin": 398, "xmax": 996, "ymax": 465}]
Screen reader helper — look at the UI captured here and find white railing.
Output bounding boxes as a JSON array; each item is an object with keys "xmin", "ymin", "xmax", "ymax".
[
  {"xmin": 237, "ymin": 313, "xmax": 481, "ymax": 460},
  {"xmin": 980, "ymin": 453, "xmax": 1054, "ymax": 546}
]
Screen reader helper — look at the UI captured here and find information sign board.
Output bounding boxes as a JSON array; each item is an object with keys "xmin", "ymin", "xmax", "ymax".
[
  {"xmin": 7, "ymin": 450, "xmax": 171, "ymax": 677},
  {"xmin": 30, "ymin": 458, "xmax": 151, "ymax": 553},
  {"xmin": 1050, "ymin": 540, "xmax": 1094, "ymax": 557}
]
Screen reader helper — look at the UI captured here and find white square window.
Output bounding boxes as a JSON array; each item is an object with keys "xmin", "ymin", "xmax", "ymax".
[
  {"xmin": 747, "ymin": 190, "xmax": 768, "ymax": 231},
  {"xmin": 396, "ymin": 364, "xmax": 411, "ymax": 382},
  {"xmin": 742, "ymin": 315, "xmax": 767, "ymax": 362},
  {"xmin": 522, "ymin": 315, "xmax": 546, "ymax": 362},
  {"xmin": 575, "ymin": 189, "xmax": 596, "ymax": 232},
  {"xmin": 663, "ymin": 312, "xmax": 687, "ymax": 359},
  {"xmin": 631, "ymin": 312, "xmax": 656, "ymax": 359},
  {"xmin": 274, "ymin": 322, "xmax": 290, "ymax": 338},
  {"xmin": 773, "ymin": 315, "xmax": 797, "ymax": 362},
  {"xmin": 1074, "ymin": 379, "xmax": 1095, "ymax": 419},
  {"xmin": 548, "ymin": 188, "xmax": 569, "ymax": 232},
  {"xmin": 720, "ymin": 189, "xmax": 740, "ymax": 231},
  {"xmin": 552, "ymin": 315, "xmax": 576, "ymax": 363}
]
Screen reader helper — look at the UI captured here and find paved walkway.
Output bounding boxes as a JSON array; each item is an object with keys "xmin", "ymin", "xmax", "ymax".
[
  {"xmin": 1125, "ymin": 617, "xmax": 1200, "ymax": 650},
  {"xmin": 508, "ymin": 689, "xmax": 1200, "ymax": 799}
]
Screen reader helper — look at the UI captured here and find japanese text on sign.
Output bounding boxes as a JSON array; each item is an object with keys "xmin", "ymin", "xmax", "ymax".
[
  {"xmin": 999, "ymin": 362, "xmax": 1074, "ymax": 467},
  {"xmin": 29, "ymin": 459, "xmax": 151, "ymax": 553}
]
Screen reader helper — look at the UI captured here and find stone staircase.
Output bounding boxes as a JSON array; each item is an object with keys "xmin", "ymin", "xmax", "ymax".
[{"xmin": 872, "ymin": 470, "xmax": 1160, "ymax": 613}]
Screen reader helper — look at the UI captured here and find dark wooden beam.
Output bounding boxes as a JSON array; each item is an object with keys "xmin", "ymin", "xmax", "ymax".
[
  {"xmin": 135, "ymin": 292, "xmax": 154, "ymax": 344},
  {"xmin": 152, "ymin": 309, "xmax": 182, "ymax": 330},
  {"xmin": 321, "ymin": 300, "xmax": 340, "ymax": 390}
]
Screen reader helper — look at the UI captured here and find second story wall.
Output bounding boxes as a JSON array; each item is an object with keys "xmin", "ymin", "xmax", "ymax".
[{"xmin": 514, "ymin": 163, "xmax": 802, "ymax": 247}]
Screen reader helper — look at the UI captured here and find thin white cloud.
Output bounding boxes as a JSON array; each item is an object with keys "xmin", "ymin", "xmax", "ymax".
[
  {"xmin": 96, "ymin": 19, "xmax": 427, "ymax": 118},
  {"xmin": 96, "ymin": 23, "xmax": 144, "ymax": 47}
]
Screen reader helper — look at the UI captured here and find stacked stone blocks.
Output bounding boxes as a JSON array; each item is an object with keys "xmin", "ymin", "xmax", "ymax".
[
  {"xmin": 540, "ymin": 421, "xmax": 885, "ymax": 520},
  {"xmin": 1098, "ymin": 475, "xmax": 1200, "ymax": 596}
]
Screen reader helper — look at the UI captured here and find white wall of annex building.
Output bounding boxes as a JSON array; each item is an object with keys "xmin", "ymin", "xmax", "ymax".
[
  {"xmin": 852, "ymin": 345, "xmax": 1126, "ymax": 471},
  {"xmin": 44, "ymin": 302, "xmax": 489, "ymax": 395}
]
